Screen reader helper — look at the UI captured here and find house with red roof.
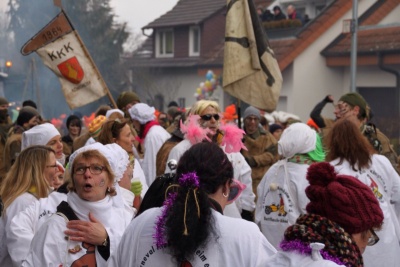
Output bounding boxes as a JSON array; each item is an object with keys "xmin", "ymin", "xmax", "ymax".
[{"xmin": 125, "ymin": 0, "xmax": 400, "ymax": 144}]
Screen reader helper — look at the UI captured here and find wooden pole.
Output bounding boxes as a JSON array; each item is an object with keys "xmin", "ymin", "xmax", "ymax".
[{"xmin": 237, "ymin": 98, "xmax": 241, "ymax": 128}]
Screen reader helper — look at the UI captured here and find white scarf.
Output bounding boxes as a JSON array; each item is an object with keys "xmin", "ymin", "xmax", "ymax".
[{"xmin": 67, "ymin": 192, "xmax": 113, "ymax": 225}]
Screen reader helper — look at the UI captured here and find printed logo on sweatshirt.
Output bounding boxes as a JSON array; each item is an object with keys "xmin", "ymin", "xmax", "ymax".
[{"xmin": 262, "ymin": 184, "xmax": 295, "ymax": 223}]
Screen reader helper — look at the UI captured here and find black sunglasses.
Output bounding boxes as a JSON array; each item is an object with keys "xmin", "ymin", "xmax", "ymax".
[{"xmin": 200, "ymin": 114, "xmax": 220, "ymax": 121}]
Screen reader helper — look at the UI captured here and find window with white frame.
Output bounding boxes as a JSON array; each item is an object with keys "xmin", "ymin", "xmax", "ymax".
[
  {"xmin": 156, "ymin": 29, "xmax": 174, "ymax": 57},
  {"xmin": 189, "ymin": 26, "xmax": 200, "ymax": 57}
]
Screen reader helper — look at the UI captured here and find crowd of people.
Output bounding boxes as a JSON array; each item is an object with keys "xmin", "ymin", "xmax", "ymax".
[{"xmin": 0, "ymin": 89, "xmax": 398, "ymax": 266}]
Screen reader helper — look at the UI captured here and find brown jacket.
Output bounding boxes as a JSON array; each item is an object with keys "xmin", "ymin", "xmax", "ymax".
[{"xmin": 241, "ymin": 129, "xmax": 279, "ymax": 196}]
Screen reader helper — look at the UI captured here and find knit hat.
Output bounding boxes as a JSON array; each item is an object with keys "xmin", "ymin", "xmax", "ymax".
[
  {"xmin": 243, "ymin": 106, "xmax": 260, "ymax": 120},
  {"xmin": 105, "ymin": 109, "xmax": 124, "ymax": 119},
  {"xmin": 21, "ymin": 123, "xmax": 61, "ymax": 150},
  {"xmin": 269, "ymin": 123, "xmax": 283, "ymax": 134},
  {"xmin": 116, "ymin": 91, "xmax": 140, "ymax": 110},
  {"xmin": 0, "ymin": 97, "xmax": 8, "ymax": 106},
  {"xmin": 88, "ymin": 115, "xmax": 107, "ymax": 139},
  {"xmin": 339, "ymin": 92, "xmax": 368, "ymax": 119},
  {"xmin": 306, "ymin": 162, "xmax": 384, "ymax": 234},
  {"xmin": 128, "ymin": 103, "xmax": 155, "ymax": 124},
  {"xmin": 16, "ymin": 106, "xmax": 40, "ymax": 126}
]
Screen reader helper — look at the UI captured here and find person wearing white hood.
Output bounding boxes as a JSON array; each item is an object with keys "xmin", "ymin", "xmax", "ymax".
[
  {"xmin": 128, "ymin": 103, "xmax": 170, "ymax": 186},
  {"xmin": 9, "ymin": 143, "xmax": 135, "ymax": 267},
  {"xmin": 23, "ymin": 142, "xmax": 133, "ymax": 267},
  {"xmin": 255, "ymin": 122, "xmax": 325, "ymax": 249},
  {"xmin": 22, "ymin": 122, "xmax": 66, "ymax": 166}
]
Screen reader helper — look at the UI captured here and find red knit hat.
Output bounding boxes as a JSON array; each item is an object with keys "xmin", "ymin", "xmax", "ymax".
[{"xmin": 306, "ymin": 162, "xmax": 383, "ymax": 234}]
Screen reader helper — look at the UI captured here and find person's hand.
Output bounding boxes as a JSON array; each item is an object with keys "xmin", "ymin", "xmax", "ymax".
[
  {"xmin": 131, "ymin": 181, "xmax": 143, "ymax": 196},
  {"xmin": 324, "ymin": 95, "xmax": 334, "ymax": 103},
  {"xmin": 65, "ymin": 212, "xmax": 107, "ymax": 246}
]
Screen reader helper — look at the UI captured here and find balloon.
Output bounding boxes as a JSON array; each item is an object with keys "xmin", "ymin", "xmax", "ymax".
[
  {"xmin": 196, "ymin": 87, "xmax": 202, "ymax": 94},
  {"xmin": 205, "ymin": 80, "xmax": 212, "ymax": 90},
  {"xmin": 210, "ymin": 78, "xmax": 215, "ymax": 85},
  {"xmin": 206, "ymin": 70, "xmax": 213, "ymax": 81},
  {"xmin": 200, "ymin": 82, "xmax": 205, "ymax": 88}
]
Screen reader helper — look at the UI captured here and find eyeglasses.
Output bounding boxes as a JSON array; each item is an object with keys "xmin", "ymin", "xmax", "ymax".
[
  {"xmin": 46, "ymin": 164, "xmax": 58, "ymax": 169},
  {"xmin": 367, "ymin": 229, "xmax": 380, "ymax": 246},
  {"xmin": 227, "ymin": 179, "xmax": 246, "ymax": 204},
  {"xmin": 200, "ymin": 114, "xmax": 220, "ymax": 121},
  {"xmin": 74, "ymin": 164, "xmax": 106, "ymax": 175}
]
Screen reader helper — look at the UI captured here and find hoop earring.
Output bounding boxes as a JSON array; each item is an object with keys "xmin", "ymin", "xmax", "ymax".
[{"xmin": 222, "ymin": 192, "xmax": 228, "ymax": 198}]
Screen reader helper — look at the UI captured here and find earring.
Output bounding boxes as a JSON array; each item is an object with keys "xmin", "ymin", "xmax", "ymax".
[{"xmin": 222, "ymin": 192, "xmax": 228, "ymax": 198}]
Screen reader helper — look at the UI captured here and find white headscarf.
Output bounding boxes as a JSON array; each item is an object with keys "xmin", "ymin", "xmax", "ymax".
[
  {"xmin": 104, "ymin": 143, "xmax": 130, "ymax": 183},
  {"xmin": 278, "ymin": 122, "xmax": 316, "ymax": 158},
  {"xmin": 128, "ymin": 103, "xmax": 155, "ymax": 124},
  {"xmin": 21, "ymin": 123, "xmax": 60, "ymax": 150}
]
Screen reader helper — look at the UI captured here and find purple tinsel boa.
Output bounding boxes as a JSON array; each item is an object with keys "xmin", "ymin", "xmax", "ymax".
[
  {"xmin": 280, "ymin": 240, "xmax": 345, "ymax": 266},
  {"xmin": 178, "ymin": 171, "xmax": 200, "ymax": 188},
  {"xmin": 153, "ymin": 192, "xmax": 177, "ymax": 249}
]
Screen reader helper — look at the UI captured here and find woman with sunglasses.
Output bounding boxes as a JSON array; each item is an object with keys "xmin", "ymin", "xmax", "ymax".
[
  {"xmin": 24, "ymin": 143, "xmax": 132, "ymax": 267},
  {"xmin": 166, "ymin": 100, "xmax": 255, "ymax": 220},
  {"xmin": 113, "ymin": 142, "xmax": 276, "ymax": 266},
  {"xmin": 265, "ymin": 162, "xmax": 383, "ymax": 267},
  {"xmin": 326, "ymin": 118, "xmax": 400, "ymax": 267},
  {"xmin": 0, "ymin": 146, "xmax": 56, "ymax": 266}
]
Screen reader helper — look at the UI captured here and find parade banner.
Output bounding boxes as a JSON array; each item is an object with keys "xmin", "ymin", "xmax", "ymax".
[
  {"xmin": 223, "ymin": 0, "xmax": 282, "ymax": 112},
  {"xmin": 21, "ymin": 11, "xmax": 114, "ymax": 109}
]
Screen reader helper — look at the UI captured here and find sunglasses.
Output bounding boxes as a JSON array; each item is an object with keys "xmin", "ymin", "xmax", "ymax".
[
  {"xmin": 200, "ymin": 114, "xmax": 220, "ymax": 121},
  {"xmin": 227, "ymin": 179, "xmax": 246, "ymax": 204},
  {"xmin": 367, "ymin": 229, "xmax": 380, "ymax": 246}
]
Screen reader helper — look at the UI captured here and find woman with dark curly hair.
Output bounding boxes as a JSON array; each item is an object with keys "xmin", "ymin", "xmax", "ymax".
[
  {"xmin": 265, "ymin": 162, "xmax": 384, "ymax": 267},
  {"xmin": 113, "ymin": 142, "xmax": 276, "ymax": 266}
]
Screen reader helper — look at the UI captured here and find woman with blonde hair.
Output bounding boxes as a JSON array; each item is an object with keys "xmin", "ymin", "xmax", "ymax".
[
  {"xmin": 166, "ymin": 99, "xmax": 255, "ymax": 220},
  {"xmin": 0, "ymin": 145, "xmax": 56, "ymax": 266}
]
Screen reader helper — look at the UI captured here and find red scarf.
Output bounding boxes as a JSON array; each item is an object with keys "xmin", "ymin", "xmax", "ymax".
[{"xmin": 136, "ymin": 120, "xmax": 159, "ymax": 144}]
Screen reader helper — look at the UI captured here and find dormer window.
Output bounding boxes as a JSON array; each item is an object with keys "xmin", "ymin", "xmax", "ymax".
[
  {"xmin": 156, "ymin": 29, "xmax": 174, "ymax": 58},
  {"xmin": 189, "ymin": 26, "xmax": 200, "ymax": 57}
]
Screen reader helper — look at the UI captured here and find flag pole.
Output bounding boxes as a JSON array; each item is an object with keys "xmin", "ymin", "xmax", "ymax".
[{"xmin": 237, "ymin": 98, "xmax": 241, "ymax": 129}]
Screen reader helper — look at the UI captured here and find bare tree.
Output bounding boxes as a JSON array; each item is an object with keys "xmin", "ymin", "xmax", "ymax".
[{"xmin": 130, "ymin": 67, "xmax": 181, "ymax": 111}]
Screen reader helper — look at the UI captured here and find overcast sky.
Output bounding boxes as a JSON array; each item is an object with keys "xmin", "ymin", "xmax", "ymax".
[{"xmin": 110, "ymin": 0, "xmax": 179, "ymax": 33}]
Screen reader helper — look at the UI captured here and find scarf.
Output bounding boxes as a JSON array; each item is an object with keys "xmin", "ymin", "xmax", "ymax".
[
  {"xmin": 287, "ymin": 154, "xmax": 314, "ymax": 165},
  {"xmin": 281, "ymin": 214, "xmax": 363, "ymax": 267},
  {"xmin": 136, "ymin": 120, "xmax": 159, "ymax": 144},
  {"xmin": 67, "ymin": 192, "xmax": 113, "ymax": 224}
]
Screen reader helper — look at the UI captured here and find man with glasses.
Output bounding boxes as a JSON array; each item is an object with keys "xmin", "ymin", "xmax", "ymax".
[{"xmin": 241, "ymin": 106, "xmax": 278, "ymax": 199}]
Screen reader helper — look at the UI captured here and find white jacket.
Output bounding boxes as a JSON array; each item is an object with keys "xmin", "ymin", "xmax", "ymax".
[
  {"xmin": 142, "ymin": 125, "xmax": 170, "ymax": 186},
  {"xmin": 166, "ymin": 139, "xmax": 255, "ymax": 217},
  {"xmin": 0, "ymin": 193, "xmax": 37, "ymax": 267},
  {"xmin": 111, "ymin": 207, "xmax": 276, "ymax": 266},
  {"xmin": 255, "ymin": 160, "xmax": 310, "ymax": 249},
  {"xmin": 23, "ymin": 193, "xmax": 132, "ymax": 267},
  {"xmin": 331, "ymin": 155, "xmax": 400, "ymax": 267}
]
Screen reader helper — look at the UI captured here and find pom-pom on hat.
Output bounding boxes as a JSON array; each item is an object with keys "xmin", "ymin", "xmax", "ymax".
[
  {"xmin": 88, "ymin": 115, "xmax": 107, "ymax": 139},
  {"xmin": 21, "ymin": 123, "xmax": 61, "ymax": 151},
  {"xmin": 128, "ymin": 103, "xmax": 156, "ymax": 124},
  {"xmin": 305, "ymin": 162, "xmax": 384, "ymax": 234}
]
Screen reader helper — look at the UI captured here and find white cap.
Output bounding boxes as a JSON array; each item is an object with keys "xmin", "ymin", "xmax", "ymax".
[
  {"xmin": 21, "ymin": 123, "xmax": 61, "ymax": 151},
  {"xmin": 105, "ymin": 109, "xmax": 124, "ymax": 119},
  {"xmin": 128, "ymin": 103, "xmax": 155, "ymax": 124}
]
